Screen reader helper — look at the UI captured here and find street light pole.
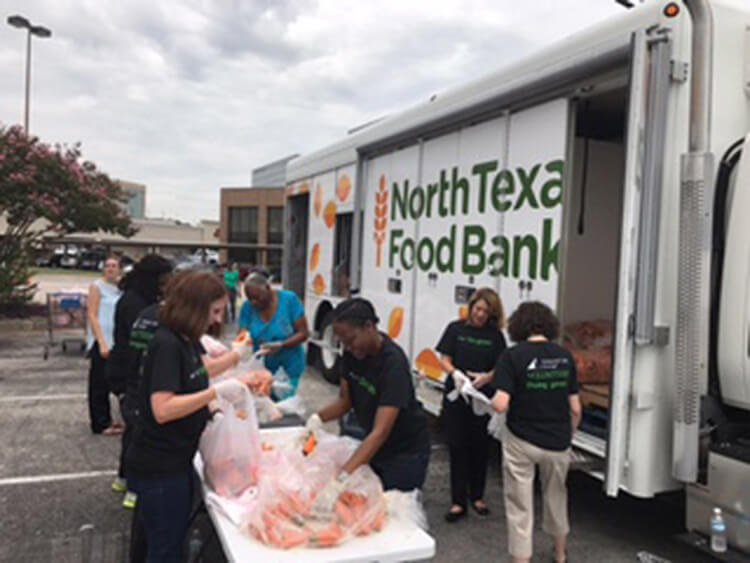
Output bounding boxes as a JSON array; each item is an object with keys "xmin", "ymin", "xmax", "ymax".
[
  {"xmin": 7, "ymin": 14, "xmax": 52, "ymax": 134},
  {"xmin": 24, "ymin": 29, "xmax": 31, "ymax": 132}
]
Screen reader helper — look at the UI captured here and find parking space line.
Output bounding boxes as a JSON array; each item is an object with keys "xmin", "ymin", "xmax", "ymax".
[
  {"xmin": 0, "ymin": 470, "xmax": 116, "ymax": 486},
  {"xmin": 0, "ymin": 393, "xmax": 86, "ymax": 402}
]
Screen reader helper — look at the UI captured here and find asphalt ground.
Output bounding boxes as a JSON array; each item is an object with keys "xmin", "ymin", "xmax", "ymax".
[{"xmin": 0, "ymin": 329, "xmax": 715, "ymax": 563}]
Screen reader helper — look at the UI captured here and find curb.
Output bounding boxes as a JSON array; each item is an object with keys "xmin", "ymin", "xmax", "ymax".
[{"xmin": 0, "ymin": 318, "xmax": 48, "ymax": 333}]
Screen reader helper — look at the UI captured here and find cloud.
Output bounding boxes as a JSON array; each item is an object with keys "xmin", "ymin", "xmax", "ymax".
[{"xmin": 0, "ymin": 0, "xmax": 623, "ymax": 222}]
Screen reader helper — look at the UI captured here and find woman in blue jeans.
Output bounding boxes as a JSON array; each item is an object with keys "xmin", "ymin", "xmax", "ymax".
[
  {"xmin": 125, "ymin": 271, "xmax": 256, "ymax": 562},
  {"xmin": 307, "ymin": 298, "xmax": 430, "ymax": 498}
]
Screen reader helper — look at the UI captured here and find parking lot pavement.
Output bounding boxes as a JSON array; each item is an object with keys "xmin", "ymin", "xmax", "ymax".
[{"xmin": 0, "ymin": 331, "xmax": 714, "ymax": 562}]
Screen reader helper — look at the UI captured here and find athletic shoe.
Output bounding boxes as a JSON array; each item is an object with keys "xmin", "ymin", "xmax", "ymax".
[
  {"xmin": 111, "ymin": 477, "xmax": 127, "ymax": 494},
  {"xmin": 122, "ymin": 491, "xmax": 137, "ymax": 509}
]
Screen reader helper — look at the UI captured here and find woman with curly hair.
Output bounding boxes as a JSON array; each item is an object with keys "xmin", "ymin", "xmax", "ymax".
[{"xmin": 490, "ymin": 301, "xmax": 582, "ymax": 563}]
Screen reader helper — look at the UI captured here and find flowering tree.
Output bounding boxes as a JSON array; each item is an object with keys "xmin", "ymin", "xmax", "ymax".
[{"xmin": 0, "ymin": 124, "xmax": 136, "ymax": 307}]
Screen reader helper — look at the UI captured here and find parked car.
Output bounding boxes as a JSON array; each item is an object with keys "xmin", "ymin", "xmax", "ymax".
[
  {"xmin": 78, "ymin": 248, "xmax": 108, "ymax": 271},
  {"xmin": 59, "ymin": 247, "xmax": 80, "ymax": 269}
]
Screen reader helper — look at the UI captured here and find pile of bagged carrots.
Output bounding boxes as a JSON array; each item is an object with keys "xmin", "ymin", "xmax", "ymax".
[{"xmin": 240, "ymin": 430, "xmax": 389, "ymax": 549}]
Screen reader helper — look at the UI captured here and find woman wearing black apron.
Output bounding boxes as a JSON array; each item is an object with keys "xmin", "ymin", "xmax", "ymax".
[{"xmin": 436, "ymin": 287, "xmax": 507, "ymax": 522}]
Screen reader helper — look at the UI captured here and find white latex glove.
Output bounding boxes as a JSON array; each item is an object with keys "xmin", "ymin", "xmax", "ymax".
[
  {"xmin": 446, "ymin": 369, "xmax": 470, "ymax": 402},
  {"xmin": 231, "ymin": 339, "xmax": 254, "ymax": 363},
  {"xmin": 468, "ymin": 371, "xmax": 494, "ymax": 389},
  {"xmin": 312, "ymin": 474, "xmax": 348, "ymax": 518},
  {"xmin": 305, "ymin": 413, "xmax": 323, "ymax": 433},
  {"xmin": 213, "ymin": 378, "xmax": 249, "ymax": 412},
  {"xmin": 487, "ymin": 412, "xmax": 506, "ymax": 441},
  {"xmin": 461, "ymin": 383, "xmax": 495, "ymax": 416}
]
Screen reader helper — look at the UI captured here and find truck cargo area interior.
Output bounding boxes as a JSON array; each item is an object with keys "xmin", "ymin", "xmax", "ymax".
[{"xmin": 561, "ymin": 85, "xmax": 627, "ymax": 441}]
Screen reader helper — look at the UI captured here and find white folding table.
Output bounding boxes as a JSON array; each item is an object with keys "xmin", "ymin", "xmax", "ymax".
[{"xmin": 194, "ymin": 426, "xmax": 435, "ymax": 562}]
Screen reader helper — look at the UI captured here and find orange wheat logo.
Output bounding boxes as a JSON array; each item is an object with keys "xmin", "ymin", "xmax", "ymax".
[{"xmin": 374, "ymin": 174, "xmax": 388, "ymax": 268}]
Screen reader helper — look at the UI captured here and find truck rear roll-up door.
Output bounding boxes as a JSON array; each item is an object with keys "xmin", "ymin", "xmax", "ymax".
[{"xmin": 606, "ymin": 29, "xmax": 672, "ymax": 497}]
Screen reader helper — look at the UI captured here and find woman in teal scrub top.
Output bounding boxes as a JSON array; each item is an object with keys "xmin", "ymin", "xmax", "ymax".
[{"xmin": 238, "ymin": 270, "xmax": 310, "ymax": 394}]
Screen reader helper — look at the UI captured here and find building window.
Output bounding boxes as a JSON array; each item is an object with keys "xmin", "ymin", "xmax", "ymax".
[
  {"xmin": 267, "ymin": 249, "xmax": 283, "ymax": 282},
  {"xmin": 228, "ymin": 206, "xmax": 258, "ymax": 244},
  {"xmin": 267, "ymin": 206, "xmax": 284, "ymax": 245}
]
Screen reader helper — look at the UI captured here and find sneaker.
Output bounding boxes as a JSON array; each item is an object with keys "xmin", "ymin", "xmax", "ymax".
[
  {"xmin": 122, "ymin": 491, "xmax": 137, "ymax": 509},
  {"xmin": 111, "ymin": 477, "xmax": 127, "ymax": 494}
]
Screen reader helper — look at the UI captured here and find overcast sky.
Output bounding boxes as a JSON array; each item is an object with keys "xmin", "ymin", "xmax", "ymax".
[{"xmin": 1, "ymin": 1, "xmax": 625, "ymax": 223}]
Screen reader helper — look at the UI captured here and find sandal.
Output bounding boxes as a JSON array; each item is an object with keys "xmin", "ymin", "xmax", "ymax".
[
  {"xmin": 444, "ymin": 506, "xmax": 466, "ymax": 523},
  {"xmin": 472, "ymin": 500, "xmax": 490, "ymax": 516},
  {"xmin": 102, "ymin": 426, "xmax": 123, "ymax": 436}
]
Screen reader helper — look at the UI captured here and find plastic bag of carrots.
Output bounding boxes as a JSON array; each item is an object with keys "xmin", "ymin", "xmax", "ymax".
[
  {"xmin": 240, "ymin": 430, "xmax": 389, "ymax": 549},
  {"xmin": 199, "ymin": 384, "xmax": 262, "ymax": 498}
]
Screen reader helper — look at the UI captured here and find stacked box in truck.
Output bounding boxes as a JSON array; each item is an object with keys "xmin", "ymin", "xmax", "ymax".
[{"xmin": 284, "ymin": 1, "xmax": 750, "ymax": 554}]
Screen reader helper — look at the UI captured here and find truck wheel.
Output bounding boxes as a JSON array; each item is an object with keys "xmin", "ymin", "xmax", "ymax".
[{"xmin": 315, "ymin": 311, "xmax": 342, "ymax": 384}]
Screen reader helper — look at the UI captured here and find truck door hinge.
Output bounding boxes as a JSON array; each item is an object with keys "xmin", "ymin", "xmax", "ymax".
[{"xmin": 670, "ymin": 60, "xmax": 688, "ymax": 83}]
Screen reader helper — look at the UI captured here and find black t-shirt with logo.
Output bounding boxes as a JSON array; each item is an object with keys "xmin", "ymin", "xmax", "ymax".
[
  {"xmin": 436, "ymin": 319, "xmax": 507, "ymax": 397},
  {"xmin": 493, "ymin": 341, "xmax": 579, "ymax": 451},
  {"xmin": 341, "ymin": 333, "xmax": 429, "ymax": 462},
  {"xmin": 126, "ymin": 325, "xmax": 209, "ymax": 477}
]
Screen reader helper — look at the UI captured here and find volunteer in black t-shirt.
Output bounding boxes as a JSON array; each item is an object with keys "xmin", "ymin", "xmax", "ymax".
[
  {"xmin": 107, "ymin": 254, "xmax": 173, "ymax": 509},
  {"xmin": 436, "ymin": 287, "xmax": 507, "ymax": 522},
  {"xmin": 489, "ymin": 301, "xmax": 582, "ymax": 563},
  {"xmin": 125, "ymin": 271, "xmax": 256, "ymax": 562},
  {"xmin": 307, "ymin": 298, "xmax": 430, "ymax": 498}
]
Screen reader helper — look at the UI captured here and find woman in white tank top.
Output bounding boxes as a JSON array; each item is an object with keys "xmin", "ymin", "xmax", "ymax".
[{"xmin": 86, "ymin": 256, "xmax": 122, "ymax": 435}]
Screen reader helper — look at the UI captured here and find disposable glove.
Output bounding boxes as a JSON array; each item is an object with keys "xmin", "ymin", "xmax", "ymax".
[
  {"xmin": 213, "ymin": 378, "xmax": 249, "ymax": 413},
  {"xmin": 460, "ymin": 383, "xmax": 495, "ymax": 416},
  {"xmin": 487, "ymin": 412, "xmax": 506, "ymax": 441},
  {"xmin": 311, "ymin": 473, "xmax": 348, "ymax": 518},
  {"xmin": 446, "ymin": 369, "xmax": 470, "ymax": 402},
  {"xmin": 231, "ymin": 339, "xmax": 254, "ymax": 363},
  {"xmin": 305, "ymin": 413, "xmax": 323, "ymax": 434},
  {"xmin": 260, "ymin": 341, "xmax": 284, "ymax": 356},
  {"xmin": 468, "ymin": 370, "xmax": 494, "ymax": 389}
]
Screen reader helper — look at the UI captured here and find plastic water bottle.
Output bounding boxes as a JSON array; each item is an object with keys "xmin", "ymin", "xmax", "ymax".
[{"xmin": 711, "ymin": 507, "xmax": 727, "ymax": 553}]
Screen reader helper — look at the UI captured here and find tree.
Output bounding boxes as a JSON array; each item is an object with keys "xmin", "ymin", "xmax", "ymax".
[{"xmin": 0, "ymin": 124, "xmax": 136, "ymax": 308}]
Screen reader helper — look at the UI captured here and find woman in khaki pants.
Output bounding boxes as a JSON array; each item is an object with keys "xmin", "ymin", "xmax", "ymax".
[{"xmin": 489, "ymin": 302, "xmax": 582, "ymax": 563}]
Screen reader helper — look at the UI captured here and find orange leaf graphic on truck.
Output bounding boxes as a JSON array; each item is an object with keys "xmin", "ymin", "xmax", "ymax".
[
  {"xmin": 314, "ymin": 184, "xmax": 324, "ymax": 217},
  {"xmin": 374, "ymin": 174, "xmax": 389, "ymax": 268},
  {"xmin": 337, "ymin": 174, "xmax": 352, "ymax": 202},
  {"xmin": 313, "ymin": 274, "xmax": 326, "ymax": 295},
  {"xmin": 387, "ymin": 307, "xmax": 404, "ymax": 339},
  {"xmin": 415, "ymin": 348, "xmax": 445, "ymax": 382},
  {"xmin": 324, "ymin": 201, "xmax": 337, "ymax": 229},
  {"xmin": 309, "ymin": 243, "xmax": 320, "ymax": 271}
]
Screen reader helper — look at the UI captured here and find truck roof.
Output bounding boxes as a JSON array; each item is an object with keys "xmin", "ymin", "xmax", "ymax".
[{"xmin": 286, "ymin": 0, "xmax": 742, "ymax": 182}]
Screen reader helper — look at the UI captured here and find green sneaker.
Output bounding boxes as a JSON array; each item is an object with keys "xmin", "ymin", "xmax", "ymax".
[
  {"xmin": 111, "ymin": 477, "xmax": 127, "ymax": 494},
  {"xmin": 122, "ymin": 491, "xmax": 137, "ymax": 509}
]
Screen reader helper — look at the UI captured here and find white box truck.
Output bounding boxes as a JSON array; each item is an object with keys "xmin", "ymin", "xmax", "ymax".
[{"xmin": 282, "ymin": 0, "xmax": 750, "ymax": 553}]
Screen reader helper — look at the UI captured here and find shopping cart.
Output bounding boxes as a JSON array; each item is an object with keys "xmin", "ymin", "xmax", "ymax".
[{"xmin": 44, "ymin": 291, "xmax": 88, "ymax": 360}]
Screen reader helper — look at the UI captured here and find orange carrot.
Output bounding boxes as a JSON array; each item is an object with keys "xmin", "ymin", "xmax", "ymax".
[
  {"xmin": 334, "ymin": 500, "xmax": 355, "ymax": 527},
  {"xmin": 302, "ymin": 433, "xmax": 318, "ymax": 456},
  {"xmin": 280, "ymin": 527, "xmax": 310, "ymax": 549},
  {"xmin": 311, "ymin": 522, "xmax": 344, "ymax": 547},
  {"xmin": 372, "ymin": 509, "xmax": 387, "ymax": 531}
]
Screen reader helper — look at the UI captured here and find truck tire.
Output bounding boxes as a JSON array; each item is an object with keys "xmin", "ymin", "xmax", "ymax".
[{"xmin": 315, "ymin": 311, "xmax": 342, "ymax": 384}]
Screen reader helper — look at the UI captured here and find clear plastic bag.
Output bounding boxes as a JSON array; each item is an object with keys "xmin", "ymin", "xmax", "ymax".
[
  {"xmin": 276, "ymin": 395, "xmax": 307, "ymax": 418},
  {"xmin": 200, "ymin": 334, "xmax": 228, "ymax": 358},
  {"xmin": 240, "ymin": 429, "xmax": 391, "ymax": 549},
  {"xmin": 254, "ymin": 396, "xmax": 283, "ymax": 423},
  {"xmin": 271, "ymin": 366, "xmax": 294, "ymax": 400},
  {"xmin": 199, "ymin": 385, "xmax": 262, "ymax": 498}
]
